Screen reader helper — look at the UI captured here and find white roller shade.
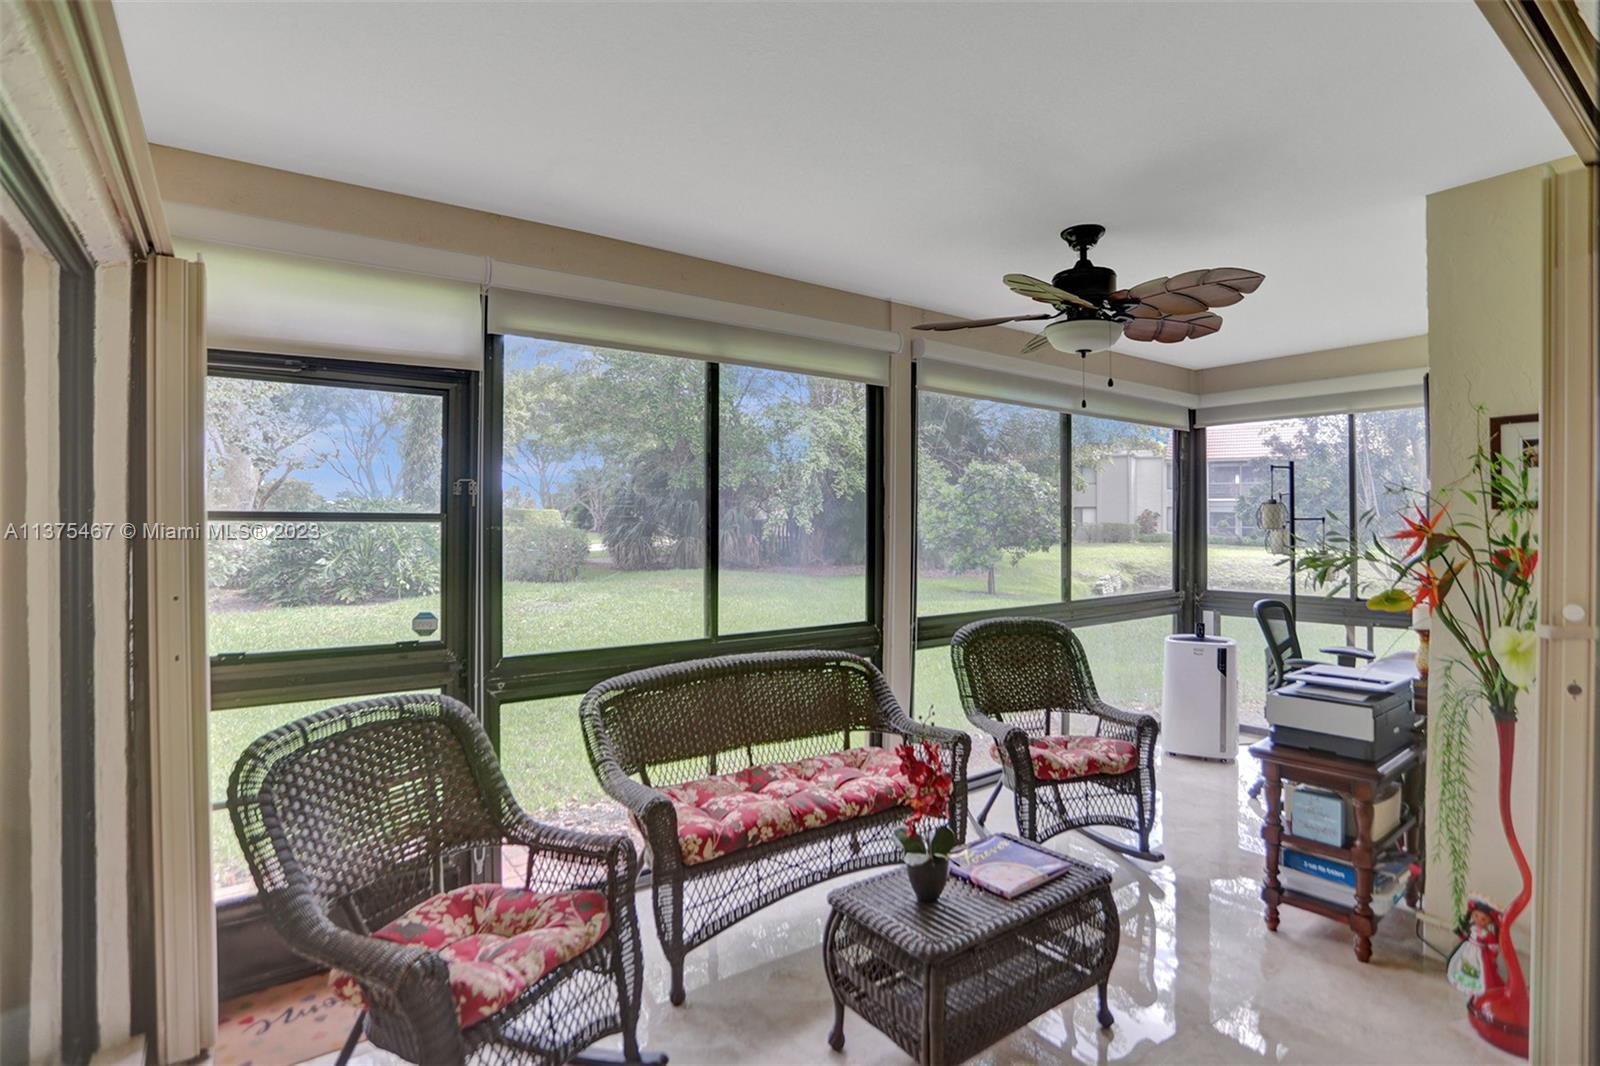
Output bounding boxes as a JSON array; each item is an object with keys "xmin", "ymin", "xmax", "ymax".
[
  {"xmin": 1193, "ymin": 369, "xmax": 1427, "ymax": 427},
  {"xmin": 175, "ymin": 239, "xmax": 484, "ymax": 367},
  {"xmin": 488, "ymin": 287, "xmax": 892, "ymax": 385},
  {"xmin": 913, "ymin": 339, "xmax": 1193, "ymax": 429}
]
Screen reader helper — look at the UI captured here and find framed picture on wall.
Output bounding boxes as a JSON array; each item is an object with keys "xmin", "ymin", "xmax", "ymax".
[{"xmin": 1488, "ymin": 413, "xmax": 1539, "ymax": 508}]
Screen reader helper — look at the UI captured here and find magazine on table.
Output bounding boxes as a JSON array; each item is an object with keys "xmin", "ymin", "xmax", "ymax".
[{"xmin": 947, "ymin": 834, "xmax": 1073, "ymax": 899}]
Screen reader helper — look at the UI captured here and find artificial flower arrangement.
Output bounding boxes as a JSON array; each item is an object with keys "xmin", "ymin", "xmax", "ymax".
[
  {"xmin": 894, "ymin": 739, "xmax": 956, "ymax": 902},
  {"xmin": 1296, "ymin": 416, "xmax": 1538, "ymax": 1057}
]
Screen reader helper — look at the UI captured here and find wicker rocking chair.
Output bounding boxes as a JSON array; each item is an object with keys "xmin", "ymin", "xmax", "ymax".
[
  {"xmin": 581, "ymin": 651, "xmax": 970, "ymax": 1006},
  {"xmin": 951, "ymin": 617, "xmax": 1162, "ymax": 861},
  {"xmin": 228, "ymin": 694, "xmax": 662, "ymax": 1066}
]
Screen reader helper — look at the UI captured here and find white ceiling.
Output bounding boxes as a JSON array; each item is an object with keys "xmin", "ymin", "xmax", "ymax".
[{"xmin": 115, "ymin": 1, "xmax": 1570, "ymax": 369}]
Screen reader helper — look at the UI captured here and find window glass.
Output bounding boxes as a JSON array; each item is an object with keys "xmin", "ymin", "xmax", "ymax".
[
  {"xmin": 206, "ymin": 377, "xmax": 442, "ymax": 513},
  {"xmin": 1072, "ymin": 616, "xmax": 1174, "ymax": 714},
  {"xmin": 1354, "ymin": 407, "xmax": 1429, "ymax": 595},
  {"xmin": 207, "ymin": 520, "xmax": 442, "ymax": 655},
  {"xmin": 1071, "ymin": 417, "xmax": 1175, "ymax": 597},
  {"xmin": 1204, "ymin": 416, "xmax": 1349, "ymax": 593},
  {"xmin": 497, "ymin": 696, "xmax": 635, "ymax": 843},
  {"xmin": 210, "ymin": 690, "xmax": 435, "ymax": 899},
  {"xmin": 718, "ymin": 366, "xmax": 868, "ymax": 633},
  {"xmin": 912, "ymin": 645, "xmax": 998, "ymax": 776},
  {"xmin": 917, "ymin": 394, "xmax": 1061, "ymax": 615},
  {"xmin": 499, "ymin": 337, "xmax": 705, "ymax": 654}
]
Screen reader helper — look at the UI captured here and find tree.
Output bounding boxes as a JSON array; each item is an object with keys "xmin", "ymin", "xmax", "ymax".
[
  {"xmin": 204, "ymin": 378, "xmax": 334, "ymax": 509},
  {"xmin": 922, "ymin": 458, "xmax": 1059, "ymax": 594}
]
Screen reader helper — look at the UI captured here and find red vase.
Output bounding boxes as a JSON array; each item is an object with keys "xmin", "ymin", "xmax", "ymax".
[{"xmin": 1467, "ymin": 716, "xmax": 1531, "ymax": 1058}]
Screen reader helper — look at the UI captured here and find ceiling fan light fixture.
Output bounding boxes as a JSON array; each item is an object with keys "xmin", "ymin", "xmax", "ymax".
[{"xmin": 1043, "ymin": 318, "xmax": 1122, "ymax": 355}]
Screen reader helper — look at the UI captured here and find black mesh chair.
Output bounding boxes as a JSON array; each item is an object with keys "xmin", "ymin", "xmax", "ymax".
[
  {"xmin": 951, "ymin": 617, "xmax": 1161, "ymax": 861},
  {"xmin": 1253, "ymin": 598, "xmax": 1375, "ymax": 690},
  {"xmin": 228, "ymin": 694, "xmax": 661, "ymax": 1066}
]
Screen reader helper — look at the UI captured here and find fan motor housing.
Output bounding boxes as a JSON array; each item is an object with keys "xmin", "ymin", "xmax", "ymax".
[{"xmin": 1051, "ymin": 261, "xmax": 1117, "ymax": 307}]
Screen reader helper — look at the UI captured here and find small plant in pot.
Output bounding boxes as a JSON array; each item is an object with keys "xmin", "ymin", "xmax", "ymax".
[{"xmin": 895, "ymin": 740, "xmax": 956, "ymax": 904}]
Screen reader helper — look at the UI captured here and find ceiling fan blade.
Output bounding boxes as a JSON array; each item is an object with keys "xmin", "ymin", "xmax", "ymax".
[
  {"xmin": 1122, "ymin": 268, "xmax": 1265, "ymax": 314},
  {"xmin": 1020, "ymin": 332, "xmax": 1051, "ymax": 354},
  {"xmin": 1121, "ymin": 311, "xmax": 1223, "ymax": 344},
  {"xmin": 912, "ymin": 312, "xmax": 1057, "ymax": 332},
  {"xmin": 1003, "ymin": 273, "xmax": 1096, "ymax": 310}
]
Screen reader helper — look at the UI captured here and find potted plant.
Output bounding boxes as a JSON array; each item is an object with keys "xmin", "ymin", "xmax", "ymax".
[
  {"xmin": 895, "ymin": 739, "xmax": 957, "ymax": 904},
  {"xmin": 1299, "ymin": 419, "xmax": 1537, "ymax": 1058}
]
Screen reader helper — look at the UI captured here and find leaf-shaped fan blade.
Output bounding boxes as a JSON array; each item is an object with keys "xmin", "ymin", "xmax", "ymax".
[
  {"xmin": 1020, "ymin": 332, "xmax": 1050, "ymax": 354},
  {"xmin": 912, "ymin": 312, "xmax": 1057, "ymax": 332},
  {"xmin": 1003, "ymin": 273, "xmax": 1096, "ymax": 310},
  {"xmin": 1124, "ymin": 268, "xmax": 1264, "ymax": 314},
  {"xmin": 1121, "ymin": 311, "xmax": 1223, "ymax": 344}
]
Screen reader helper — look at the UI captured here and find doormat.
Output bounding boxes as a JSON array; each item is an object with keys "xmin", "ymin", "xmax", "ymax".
[{"xmin": 215, "ymin": 974, "xmax": 359, "ymax": 1066}]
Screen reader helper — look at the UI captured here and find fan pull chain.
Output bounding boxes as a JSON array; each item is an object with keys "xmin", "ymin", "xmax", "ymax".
[
  {"xmin": 1080, "ymin": 350, "xmax": 1088, "ymax": 408},
  {"xmin": 1107, "ymin": 349, "xmax": 1114, "ymax": 389}
]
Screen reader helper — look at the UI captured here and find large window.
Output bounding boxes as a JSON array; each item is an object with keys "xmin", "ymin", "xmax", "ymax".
[
  {"xmin": 499, "ymin": 338, "xmax": 705, "ymax": 655},
  {"xmin": 1204, "ymin": 415, "xmax": 1350, "ymax": 594},
  {"xmin": 1071, "ymin": 417, "xmax": 1175, "ymax": 598},
  {"xmin": 1354, "ymin": 406, "xmax": 1429, "ymax": 594},
  {"xmin": 205, "ymin": 374, "xmax": 447, "ymax": 654},
  {"xmin": 917, "ymin": 394, "xmax": 1062, "ymax": 614},
  {"xmin": 718, "ymin": 366, "xmax": 869, "ymax": 632}
]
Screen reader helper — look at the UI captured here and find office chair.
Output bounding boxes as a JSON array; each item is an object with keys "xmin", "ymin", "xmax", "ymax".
[{"xmin": 1253, "ymin": 598, "xmax": 1375, "ymax": 691}]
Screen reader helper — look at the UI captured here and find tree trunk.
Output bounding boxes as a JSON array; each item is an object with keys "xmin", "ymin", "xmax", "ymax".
[{"xmin": 986, "ymin": 566, "xmax": 996, "ymax": 595}]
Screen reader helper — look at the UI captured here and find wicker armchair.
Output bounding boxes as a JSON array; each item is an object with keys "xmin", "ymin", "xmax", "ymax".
[
  {"xmin": 580, "ymin": 651, "xmax": 970, "ymax": 1006},
  {"xmin": 228, "ymin": 694, "xmax": 658, "ymax": 1066},
  {"xmin": 951, "ymin": 618, "xmax": 1162, "ymax": 861}
]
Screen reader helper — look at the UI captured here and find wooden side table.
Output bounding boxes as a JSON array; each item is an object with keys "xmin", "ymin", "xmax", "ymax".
[{"xmin": 1249, "ymin": 737, "xmax": 1426, "ymax": 962}]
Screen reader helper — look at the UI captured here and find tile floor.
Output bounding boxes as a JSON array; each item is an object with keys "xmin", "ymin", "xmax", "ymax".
[{"xmin": 304, "ymin": 745, "xmax": 1513, "ymax": 1065}]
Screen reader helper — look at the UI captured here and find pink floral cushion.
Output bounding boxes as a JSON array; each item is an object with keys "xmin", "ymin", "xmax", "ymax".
[
  {"xmin": 329, "ymin": 884, "xmax": 609, "ymax": 1029},
  {"xmin": 661, "ymin": 747, "xmax": 911, "ymax": 866},
  {"xmin": 990, "ymin": 734, "xmax": 1138, "ymax": 782}
]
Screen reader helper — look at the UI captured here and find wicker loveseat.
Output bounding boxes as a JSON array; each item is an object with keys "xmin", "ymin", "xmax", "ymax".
[
  {"xmin": 952, "ymin": 617, "xmax": 1162, "ymax": 861},
  {"xmin": 228, "ymin": 694, "xmax": 653, "ymax": 1066},
  {"xmin": 580, "ymin": 651, "xmax": 970, "ymax": 1005}
]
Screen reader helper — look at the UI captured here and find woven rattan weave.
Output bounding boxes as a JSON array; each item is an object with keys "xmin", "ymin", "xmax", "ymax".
[
  {"xmin": 579, "ymin": 650, "xmax": 971, "ymax": 1005},
  {"xmin": 951, "ymin": 617, "xmax": 1163, "ymax": 860},
  {"xmin": 823, "ymin": 854, "xmax": 1120, "ymax": 1065},
  {"xmin": 228, "ymin": 694, "xmax": 649, "ymax": 1066}
]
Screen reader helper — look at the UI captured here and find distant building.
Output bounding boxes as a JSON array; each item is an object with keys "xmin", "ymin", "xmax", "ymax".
[
  {"xmin": 1203, "ymin": 422, "xmax": 1283, "ymax": 536},
  {"xmin": 1071, "ymin": 447, "xmax": 1175, "ymax": 534}
]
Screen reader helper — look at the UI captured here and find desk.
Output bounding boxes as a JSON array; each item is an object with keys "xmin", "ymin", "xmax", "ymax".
[{"xmin": 1250, "ymin": 737, "xmax": 1426, "ymax": 962}]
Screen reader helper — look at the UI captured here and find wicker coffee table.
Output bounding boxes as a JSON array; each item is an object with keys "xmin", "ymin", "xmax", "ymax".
[{"xmin": 823, "ymin": 855, "xmax": 1120, "ymax": 1065}]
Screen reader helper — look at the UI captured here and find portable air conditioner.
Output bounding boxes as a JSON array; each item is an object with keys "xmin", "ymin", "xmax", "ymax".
[{"xmin": 1161, "ymin": 634, "xmax": 1238, "ymax": 760}]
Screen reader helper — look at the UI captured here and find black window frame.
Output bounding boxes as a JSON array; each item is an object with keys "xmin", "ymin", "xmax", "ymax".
[{"xmin": 481, "ymin": 334, "xmax": 887, "ymax": 748}]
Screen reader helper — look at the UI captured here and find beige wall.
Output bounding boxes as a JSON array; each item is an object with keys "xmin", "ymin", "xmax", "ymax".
[{"xmin": 1422, "ymin": 161, "xmax": 1555, "ymax": 936}]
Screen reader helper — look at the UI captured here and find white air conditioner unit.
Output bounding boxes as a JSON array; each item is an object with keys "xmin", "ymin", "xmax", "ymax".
[{"xmin": 1161, "ymin": 634, "xmax": 1238, "ymax": 760}]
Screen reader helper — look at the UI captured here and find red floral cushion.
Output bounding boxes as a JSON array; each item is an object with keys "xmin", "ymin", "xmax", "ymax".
[
  {"xmin": 660, "ymin": 747, "xmax": 911, "ymax": 866},
  {"xmin": 329, "ymin": 884, "xmax": 609, "ymax": 1029},
  {"xmin": 990, "ymin": 734, "xmax": 1138, "ymax": 782}
]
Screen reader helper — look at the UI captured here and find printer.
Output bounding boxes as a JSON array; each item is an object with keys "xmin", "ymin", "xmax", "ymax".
[{"xmin": 1265, "ymin": 664, "xmax": 1416, "ymax": 762}]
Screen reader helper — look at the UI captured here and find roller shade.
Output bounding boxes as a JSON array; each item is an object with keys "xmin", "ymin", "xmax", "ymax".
[
  {"xmin": 488, "ymin": 287, "xmax": 893, "ymax": 385},
  {"xmin": 1193, "ymin": 378, "xmax": 1426, "ymax": 427},
  {"xmin": 174, "ymin": 238, "xmax": 484, "ymax": 367},
  {"xmin": 913, "ymin": 339, "xmax": 1192, "ymax": 430}
]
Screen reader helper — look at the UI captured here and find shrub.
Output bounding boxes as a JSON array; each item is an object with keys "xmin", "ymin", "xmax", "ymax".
[
  {"xmin": 1076, "ymin": 521, "xmax": 1136, "ymax": 543},
  {"xmin": 506, "ymin": 510, "xmax": 589, "ymax": 582},
  {"xmin": 1135, "ymin": 509, "xmax": 1161, "ymax": 535},
  {"xmin": 239, "ymin": 505, "xmax": 441, "ymax": 606}
]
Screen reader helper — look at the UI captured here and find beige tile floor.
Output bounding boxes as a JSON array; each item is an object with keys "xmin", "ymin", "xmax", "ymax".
[{"xmin": 307, "ymin": 745, "xmax": 1514, "ymax": 1066}]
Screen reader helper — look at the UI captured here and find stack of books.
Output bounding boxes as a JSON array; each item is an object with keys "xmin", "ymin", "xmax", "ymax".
[{"xmin": 1279, "ymin": 849, "xmax": 1412, "ymax": 915}]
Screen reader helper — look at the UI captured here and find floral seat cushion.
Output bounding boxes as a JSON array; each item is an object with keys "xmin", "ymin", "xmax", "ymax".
[
  {"xmin": 660, "ymin": 747, "xmax": 911, "ymax": 866},
  {"xmin": 330, "ymin": 884, "xmax": 609, "ymax": 1029},
  {"xmin": 991, "ymin": 734, "xmax": 1138, "ymax": 782}
]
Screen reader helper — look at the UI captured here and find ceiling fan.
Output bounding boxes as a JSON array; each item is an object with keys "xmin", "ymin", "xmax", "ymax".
[{"xmin": 913, "ymin": 224, "xmax": 1264, "ymax": 403}]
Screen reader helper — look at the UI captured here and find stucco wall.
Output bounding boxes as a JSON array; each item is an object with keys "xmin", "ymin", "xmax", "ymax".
[{"xmin": 1422, "ymin": 162, "xmax": 1552, "ymax": 935}]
